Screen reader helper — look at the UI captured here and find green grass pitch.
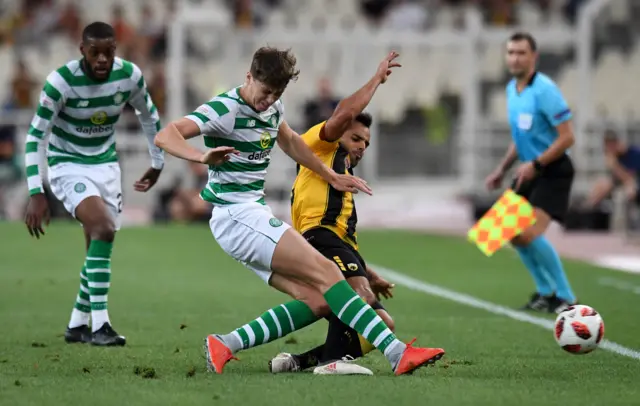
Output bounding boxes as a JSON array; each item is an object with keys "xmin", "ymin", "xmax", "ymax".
[{"xmin": 1, "ymin": 222, "xmax": 639, "ymax": 405}]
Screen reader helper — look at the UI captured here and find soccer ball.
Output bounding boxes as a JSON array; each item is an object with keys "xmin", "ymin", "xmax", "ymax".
[{"xmin": 554, "ymin": 305, "xmax": 605, "ymax": 354}]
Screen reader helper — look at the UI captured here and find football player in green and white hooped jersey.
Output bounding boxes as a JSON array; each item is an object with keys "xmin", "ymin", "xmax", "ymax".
[
  {"xmin": 155, "ymin": 47, "xmax": 447, "ymax": 376},
  {"xmin": 23, "ymin": 22, "xmax": 164, "ymax": 346}
]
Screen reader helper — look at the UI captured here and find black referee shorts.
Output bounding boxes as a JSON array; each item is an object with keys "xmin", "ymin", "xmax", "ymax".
[{"xmin": 511, "ymin": 154, "xmax": 575, "ymax": 223}]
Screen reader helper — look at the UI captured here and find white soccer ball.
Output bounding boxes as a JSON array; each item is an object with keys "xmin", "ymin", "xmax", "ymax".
[{"xmin": 554, "ymin": 305, "xmax": 605, "ymax": 354}]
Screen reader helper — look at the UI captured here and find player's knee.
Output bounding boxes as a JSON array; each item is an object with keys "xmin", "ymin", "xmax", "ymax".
[
  {"xmin": 88, "ymin": 220, "xmax": 116, "ymax": 242},
  {"xmin": 296, "ymin": 295, "xmax": 330, "ymax": 317},
  {"xmin": 308, "ymin": 299, "xmax": 331, "ymax": 317},
  {"xmin": 270, "ymin": 273, "xmax": 330, "ymax": 316},
  {"xmin": 311, "ymin": 255, "xmax": 343, "ymax": 292}
]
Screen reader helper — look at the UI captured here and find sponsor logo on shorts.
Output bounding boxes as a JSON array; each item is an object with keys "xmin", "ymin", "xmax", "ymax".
[
  {"xmin": 269, "ymin": 218, "xmax": 283, "ymax": 227},
  {"xmin": 347, "ymin": 263, "xmax": 359, "ymax": 271},
  {"xmin": 74, "ymin": 182, "xmax": 86, "ymax": 193}
]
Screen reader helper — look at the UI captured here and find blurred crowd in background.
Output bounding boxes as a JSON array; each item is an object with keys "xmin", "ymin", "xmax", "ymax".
[{"xmin": 1, "ymin": 0, "xmax": 637, "ymax": 232}]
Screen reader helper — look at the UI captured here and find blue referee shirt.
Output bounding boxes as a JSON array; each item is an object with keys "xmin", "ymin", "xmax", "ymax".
[{"xmin": 506, "ymin": 72, "xmax": 572, "ymax": 162}]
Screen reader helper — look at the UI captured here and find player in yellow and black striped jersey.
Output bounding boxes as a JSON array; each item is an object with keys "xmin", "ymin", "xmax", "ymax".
[
  {"xmin": 291, "ymin": 117, "xmax": 364, "ymax": 251},
  {"xmin": 270, "ymin": 54, "xmax": 402, "ymax": 374}
]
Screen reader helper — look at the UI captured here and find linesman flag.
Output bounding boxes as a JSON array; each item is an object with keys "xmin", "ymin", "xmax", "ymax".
[{"xmin": 467, "ymin": 189, "xmax": 536, "ymax": 256}]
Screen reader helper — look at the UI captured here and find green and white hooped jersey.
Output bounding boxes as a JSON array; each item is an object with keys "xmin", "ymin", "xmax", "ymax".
[
  {"xmin": 186, "ymin": 87, "xmax": 284, "ymax": 206},
  {"xmin": 24, "ymin": 57, "xmax": 163, "ymax": 196}
]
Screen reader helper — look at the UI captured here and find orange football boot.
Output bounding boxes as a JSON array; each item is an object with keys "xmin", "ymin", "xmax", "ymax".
[
  {"xmin": 394, "ymin": 339, "xmax": 445, "ymax": 376},
  {"xmin": 204, "ymin": 335, "xmax": 239, "ymax": 374}
]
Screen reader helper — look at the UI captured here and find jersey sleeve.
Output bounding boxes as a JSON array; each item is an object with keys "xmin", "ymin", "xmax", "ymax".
[
  {"xmin": 538, "ymin": 82, "xmax": 572, "ymax": 127},
  {"xmin": 275, "ymin": 100, "xmax": 285, "ymax": 127},
  {"xmin": 185, "ymin": 99, "xmax": 236, "ymax": 136},
  {"xmin": 25, "ymin": 72, "xmax": 65, "ymax": 195},
  {"xmin": 127, "ymin": 62, "xmax": 164, "ymax": 169},
  {"xmin": 301, "ymin": 121, "xmax": 339, "ymax": 154}
]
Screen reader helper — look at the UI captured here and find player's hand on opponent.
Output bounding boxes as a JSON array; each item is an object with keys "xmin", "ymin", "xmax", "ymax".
[
  {"xmin": 24, "ymin": 193, "xmax": 50, "ymax": 239},
  {"xmin": 377, "ymin": 51, "xmax": 402, "ymax": 84},
  {"xmin": 485, "ymin": 167, "xmax": 505, "ymax": 191},
  {"xmin": 366, "ymin": 266, "xmax": 394, "ymax": 300},
  {"xmin": 330, "ymin": 174, "xmax": 373, "ymax": 196},
  {"xmin": 370, "ymin": 275, "xmax": 395, "ymax": 301},
  {"xmin": 199, "ymin": 146, "xmax": 240, "ymax": 166},
  {"xmin": 134, "ymin": 168, "xmax": 162, "ymax": 192}
]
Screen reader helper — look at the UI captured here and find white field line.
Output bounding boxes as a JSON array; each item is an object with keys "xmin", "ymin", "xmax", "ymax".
[
  {"xmin": 373, "ymin": 265, "xmax": 640, "ymax": 361},
  {"xmin": 598, "ymin": 277, "xmax": 640, "ymax": 296}
]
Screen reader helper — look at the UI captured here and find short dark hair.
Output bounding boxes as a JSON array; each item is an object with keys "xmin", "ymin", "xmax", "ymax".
[
  {"xmin": 82, "ymin": 22, "xmax": 115, "ymax": 42},
  {"xmin": 509, "ymin": 32, "xmax": 537, "ymax": 52},
  {"xmin": 250, "ymin": 47, "xmax": 300, "ymax": 90},
  {"xmin": 355, "ymin": 112, "xmax": 372, "ymax": 128}
]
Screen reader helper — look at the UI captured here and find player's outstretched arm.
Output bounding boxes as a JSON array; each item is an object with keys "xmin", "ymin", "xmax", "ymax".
[
  {"xmin": 154, "ymin": 118, "xmax": 203, "ymax": 162},
  {"xmin": 128, "ymin": 63, "xmax": 164, "ymax": 192},
  {"xmin": 156, "ymin": 99, "xmax": 240, "ymax": 165},
  {"xmin": 24, "ymin": 76, "xmax": 64, "ymax": 238},
  {"xmin": 128, "ymin": 64, "xmax": 164, "ymax": 169},
  {"xmin": 277, "ymin": 120, "xmax": 372, "ymax": 195},
  {"xmin": 322, "ymin": 51, "xmax": 401, "ymax": 142},
  {"xmin": 154, "ymin": 118, "xmax": 238, "ymax": 166}
]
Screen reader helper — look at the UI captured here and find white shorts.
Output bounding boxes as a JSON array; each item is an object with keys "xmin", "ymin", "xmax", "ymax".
[
  {"xmin": 210, "ymin": 202, "xmax": 291, "ymax": 284},
  {"xmin": 48, "ymin": 162, "xmax": 123, "ymax": 230}
]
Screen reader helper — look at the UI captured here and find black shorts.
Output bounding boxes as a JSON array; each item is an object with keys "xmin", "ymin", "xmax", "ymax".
[
  {"xmin": 303, "ymin": 227, "xmax": 368, "ymax": 280},
  {"xmin": 511, "ymin": 155, "xmax": 575, "ymax": 223},
  {"xmin": 303, "ymin": 227, "xmax": 386, "ymax": 311}
]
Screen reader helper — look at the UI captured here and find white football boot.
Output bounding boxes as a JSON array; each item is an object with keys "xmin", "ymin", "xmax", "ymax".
[
  {"xmin": 313, "ymin": 356, "xmax": 373, "ymax": 376},
  {"xmin": 269, "ymin": 353, "xmax": 301, "ymax": 374}
]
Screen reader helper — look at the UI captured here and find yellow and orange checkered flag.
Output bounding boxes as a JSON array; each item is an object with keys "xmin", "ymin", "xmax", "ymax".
[{"xmin": 467, "ymin": 189, "xmax": 537, "ymax": 257}]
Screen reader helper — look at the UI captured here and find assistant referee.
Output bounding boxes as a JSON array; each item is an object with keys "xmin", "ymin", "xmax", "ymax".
[{"xmin": 485, "ymin": 32, "xmax": 577, "ymax": 314}]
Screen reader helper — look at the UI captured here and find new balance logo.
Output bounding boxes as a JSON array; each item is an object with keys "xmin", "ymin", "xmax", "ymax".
[
  {"xmin": 247, "ymin": 119, "xmax": 256, "ymax": 128},
  {"xmin": 77, "ymin": 100, "xmax": 89, "ymax": 107}
]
